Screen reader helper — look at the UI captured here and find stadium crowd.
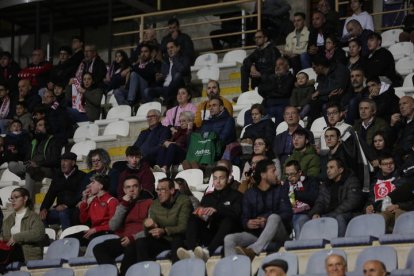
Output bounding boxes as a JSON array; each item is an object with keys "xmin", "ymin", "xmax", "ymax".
[{"xmin": 0, "ymin": 0, "xmax": 414, "ymax": 274}]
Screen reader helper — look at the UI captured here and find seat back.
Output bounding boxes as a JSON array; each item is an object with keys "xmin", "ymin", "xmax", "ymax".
[
  {"xmin": 125, "ymin": 261, "xmax": 160, "ymax": 276},
  {"xmin": 70, "ymin": 141, "xmax": 96, "ymax": 160},
  {"xmin": 194, "ymin": 53, "xmax": 218, "ymax": 67},
  {"xmin": 153, "ymin": 172, "xmax": 167, "ymax": 185},
  {"xmin": 405, "ymin": 247, "xmax": 414, "ymax": 270},
  {"xmin": 232, "ymin": 165, "xmax": 241, "ymax": 182},
  {"xmin": 4, "ymin": 271, "xmax": 31, "ymax": 276},
  {"xmin": 45, "ymin": 238, "xmax": 80, "ymax": 260},
  {"xmin": 299, "ymin": 217, "xmax": 338, "ymax": 240},
  {"xmin": 85, "ymin": 264, "xmax": 118, "ymax": 276},
  {"xmin": 197, "ymin": 66, "xmax": 220, "ymax": 83},
  {"xmin": 345, "ymin": 214, "xmax": 385, "ymax": 237},
  {"xmin": 84, "ymin": 234, "xmax": 119, "ymax": 257},
  {"xmin": 169, "ymin": 258, "xmax": 205, "ymax": 276},
  {"xmin": 393, "ymin": 211, "xmax": 414, "ymax": 234},
  {"xmin": 310, "ymin": 117, "xmax": 327, "ymax": 139},
  {"xmin": 45, "ymin": 228, "xmax": 56, "ymax": 241},
  {"xmin": 403, "ymin": 73, "xmax": 414, "ymax": 87},
  {"xmin": 44, "ymin": 268, "xmax": 74, "ymax": 276},
  {"xmin": 236, "ymin": 107, "xmax": 250, "ymax": 127},
  {"xmin": 389, "ymin": 42, "xmax": 414, "ymax": 60},
  {"xmin": 381, "ymin": 29, "xmax": 403, "ymax": 45},
  {"xmin": 175, "ymin": 169, "xmax": 204, "ymax": 190},
  {"xmin": 213, "ymin": 255, "xmax": 251, "ymax": 276},
  {"xmin": 135, "ymin": 102, "xmax": 162, "ymax": 121},
  {"xmin": 1, "ymin": 169, "xmax": 21, "ymax": 182},
  {"xmin": 257, "ymin": 252, "xmax": 298, "ymax": 276},
  {"xmin": 354, "ymin": 245, "xmax": 397, "ymax": 273},
  {"xmin": 73, "ymin": 123, "xmax": 99, "ymax": 143},
  {"xmin": 306, "ymin": 249, "xmax": 347, "ymax": 274},
  {"xmin": 59, "ymin": 225, "xmax": 90, "ymax": 239},
  {"xmin": 298, "ymin": 68, "xmax": 317, "ymax": 81},
  {"xmin": 235, "ymin": 90, "xmax": 263, "ymax": 106},
  {"xmin": 106, "ymin": 105, "xmax": 131, "ymax": 120},
  {"xmin": 103, "ymin": 121, "xmax": 129, "ymax": 137},
  {"xmin": 223, "ymin": 49, "xmax": 247, "ymax": 64},
  {"xmin": 396, "ymin": 56, "xmax": 414, "ymax": 76},
  {"xmin": 0, "ymin": 186, "xmax": 18, "ymax": 208}
]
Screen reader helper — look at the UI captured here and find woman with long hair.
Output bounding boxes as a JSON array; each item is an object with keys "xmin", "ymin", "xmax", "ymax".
[{"xmin": 1, "ymin": 187, "xmax": 45, "ymax": 270}]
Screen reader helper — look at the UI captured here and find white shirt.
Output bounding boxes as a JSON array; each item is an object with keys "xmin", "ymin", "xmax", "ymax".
[
  {"xmin": 343, "ymin": 11, "xmax": 374, "ymax": 37},
  {"xmin": 11, "ymin": 208, "xmax": 28, "ymax": 236}
]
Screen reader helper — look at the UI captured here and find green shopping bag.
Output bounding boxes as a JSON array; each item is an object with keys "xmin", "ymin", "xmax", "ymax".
[{"xmin": 185, "ymin": 132, "xmax": 223, "ymax": 165}]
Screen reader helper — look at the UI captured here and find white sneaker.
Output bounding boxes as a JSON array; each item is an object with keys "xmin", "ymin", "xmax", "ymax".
[
  {"xmin": 194, "ymin": 246, "xmax": 210, "ymax": 262},
  {"xmin": 176, "ymin": 247, "xmax": 194, "ymax": 260}
]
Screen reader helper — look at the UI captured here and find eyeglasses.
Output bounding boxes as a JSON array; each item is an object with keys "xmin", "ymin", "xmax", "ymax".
[
  {"xmin": 285, "ymin": 172, "xmax": 299, "ymax": 178},
  {"xmin": 156, "ymin": 188, "xmax": 169, "ymax": 193},
  {"xmin": 327, "ymin": 111, "xmax": 339, "ymax": 116},
  {"xmin": 91, "ymin": 158, "xmax": 101, "ymax": 163},
  {"xmin": 8, "ymin": 196, "xmax": 22, "ymax": 202}
]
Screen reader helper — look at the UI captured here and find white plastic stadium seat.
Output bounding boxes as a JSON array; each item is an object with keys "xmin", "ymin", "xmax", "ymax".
[
  {"xmin": 59, "ymin": 225, "xmax": 90, "ymax": 239},
  {"xmin": 236, "ymin": 107, "xmax": 250, "ymax": 127},
  {"xmin": 233, "ymin": 89, "xmax": 263, "ymax": 111},
  {"xmin": 90, "ymin": 121, "xmax": 129, "ymax": 142},
  {"xmin": 0, "ymin": 185, "xmax": 18, "ymax": 209},
  {"xmin": 298, "ymin": 68, "xmax": 317, "ymax": 81},
  {"xmin": 123, "ymin": 101, "xmax": 162, "ymax": 122},
  {"xmin": 394, "ymin": 73, "xmax": 414, "ymax": 97},
  {"xmin": 396, "ymin": 55, "xmax": 414, "ymax": 76},
  {"xmin": 175, "ymin": 169, "xmax": 204, "ymax": 191},
  {"xmin": 381, "ymin": 28, "xmax": 403, "ymax": 48},
  {"xmin": 310, "ymin": 117, "xmax": 327, "ymax": 139},
  {"xmin": 388, "ymin": 42, "xmax": 414, "ymax": 61},
  {"xmin": 197, "ymin": 65, "xmax": 220, "ymax": 84},
  {"xmin": 217, "ymin": 49, "xmax": 247, "ymax": 68},
  {"xmin": 94, "ymin": 105, "xmax": 131, "ymax": 126},
  {"xmin": 153, "ymin": 172, "xmax": 167, "ymax": 185},
  {"xmin": 0, "ymin": 168, "xmax": 23, "ymax": 187},
  {"xmin": 70, "ymin": 140, "xmax": 97, "ymax": 161},
  {"xmin": 191, "ymin": 53, "xmax": 218, "ymax": 71},
  {"xmin": 73, "ymin": 123, "xmax": 99, "ymax": 143}
]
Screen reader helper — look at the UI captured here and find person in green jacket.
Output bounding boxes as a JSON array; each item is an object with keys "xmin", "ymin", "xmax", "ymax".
[
  {"xmin": 285, "ymin": 128, "xmax": 321, "ymax": 178},
  {"xmin": 1, "ymin": 187, "xmax": 45, "ymax": 266},
  {"xmin": 119, "ymin": 177, "xmax": 192, "ymax": 276}
]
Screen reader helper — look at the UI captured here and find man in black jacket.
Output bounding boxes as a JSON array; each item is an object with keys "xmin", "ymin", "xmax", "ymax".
[
  {"xmin": 240, "ymin": 30, "xmax": 281, "ymax": 92},
  {"xmin": 390, "ymin": 96, "xmax": 414, "ymax": 158},
  {"xmin": 308, "ymin": 158, "xmax": 363, "ymax": 236},
  {"xmin": 39, "ymin": 152, "xmax": 86, "ymax": 229},
  {"xmin": 258, "ymin": 57, "xmax": 295, "ymax": 125},
  {"xmin": 223, "ymin": 159, "xmax": 292, "ymax": 260},
  {"xmin": 160, "ymin": 18, "xmax": 195, "ymax": 62},
  {"xmin": 176, "ymin": 166, "xmax": 242, "ymax": 262}
]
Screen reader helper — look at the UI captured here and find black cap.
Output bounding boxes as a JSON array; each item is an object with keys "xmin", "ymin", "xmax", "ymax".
[
  {"xmin": 262, "ymin": 259, "xmax": 288, "ymax": 273},
  {"xmin": 61, "ymin": 152, "xmax": 77, "ymax": 161}
]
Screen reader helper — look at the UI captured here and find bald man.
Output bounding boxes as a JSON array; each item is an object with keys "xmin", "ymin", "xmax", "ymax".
[
  {"xmin": 390, "ymin": 96, "xmax": 414, "ymax": 156},
  {"xmin": 363, "ymin": 260, "xmax": 387, "ymax": 276},
  {"xmin": 325, "ymin": 254, "xmax": 347, "ymax": 276}
]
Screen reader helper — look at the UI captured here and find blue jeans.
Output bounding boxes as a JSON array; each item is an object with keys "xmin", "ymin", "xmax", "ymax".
[
  {"xmin": 46, "ymin": 208, "xmax": 73, "ymax": 230},
  {"xmin": 66, "ymin": 107, "xmax": 89, "ymax": 123},
  {"xmin": 292, "ymin": 213, "xmax": 310, "ymax": 238}
]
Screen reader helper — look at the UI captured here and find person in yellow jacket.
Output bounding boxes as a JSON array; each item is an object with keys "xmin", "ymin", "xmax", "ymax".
[{"xmin": 194, "ymin": 80, "xmax": 233, "ymax": 127}]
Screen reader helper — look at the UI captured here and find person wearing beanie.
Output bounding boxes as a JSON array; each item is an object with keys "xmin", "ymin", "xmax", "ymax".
[
  {"xmin": 76, "ymin": 174, "xmax": 118, "ymax": 245},
  {"xmin": 262, "ymin": 259, "xmax": 288, "ymax": 276}
]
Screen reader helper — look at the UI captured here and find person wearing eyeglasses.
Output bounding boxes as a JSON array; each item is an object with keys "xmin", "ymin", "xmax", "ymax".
[
  {"xmin": 133, "ymin": 109, "xmax": 171, "ymax": 166},
  {"xmin": 1, "ymin": 187, "xmax": 45, "ymax": 269},
  {"xmin": 119, "ymin": 177, "xmax": 191, "ymax": 276}
]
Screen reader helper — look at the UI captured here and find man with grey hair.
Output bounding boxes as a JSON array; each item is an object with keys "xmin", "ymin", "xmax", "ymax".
[
  {"xmin": 82, "ymin": 44, "xmax": 107, "ymax": 87},
  {"xmin": 325, "ymin": 254, "xmax": 347, "ymax": 276},
  {"xmin": 133, "ymin": 109, "xmax": 171, "ymax": 165},
  {"xmin": 353, "ymin": 99, "xmax": 389, "ymax": 156},
  {"xmin": 362, "ymin": 260, "xmax": 387, "ymax": 276}
]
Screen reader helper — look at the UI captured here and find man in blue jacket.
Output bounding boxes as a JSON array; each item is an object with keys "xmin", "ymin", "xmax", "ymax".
[
  {"xmin": 224, "ymin": 159, "xmax": 292, "ymax": 259},
  {"xmin": 200, "ymin": 96, "xmax": 236, "ymax": 146},
  {"xmin": 133, "ymin": 109, "xmax": 171, "ymax": 165}
]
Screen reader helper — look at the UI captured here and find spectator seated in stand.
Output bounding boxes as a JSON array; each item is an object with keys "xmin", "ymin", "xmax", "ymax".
[
  {"xmin": 177, "ymin": 166, "xmax": 242, "ymax": 262},
  {"xmin": 240, "ymin": 30, "xmax": 281, "ymax": 92},
  {"xmin": 162, "ymin": 87, "xmax": 196, "ymax": 128},
  {"xmin": 289, "ymin": 71, "xmax": 315, "ymax": 119},
  {"xmin": 39, "ymin": 152, "xmax": 86, "ymax": 230},
  {"xmin": 42, "ymin": 89, "xmax": 71, "ymax": 143},
  {"xmin": 324, "ymin": 35, "xmax": 347, "ymax": 66},
  {"xmin": 154, "ymin": 111, "xmax": 194, "ymax": 174},
  {"xmin": 342, "ymin": 20, "xmax": 372, "ymax": 58},
  {"xmin": 103, "ymin": 50, "xmax": 130, "ymax": 93},
  {"xmin": 16, "ymin": 79, "xmax": 41, "ymax": 113},
  {"xmin": 3, "ymin": 119, "xmax": 31, "ymax": 166},
  {"xmin": 0, "ymin": 51, "xmax": 20, "ymax": 99},
  {"xmin": 18, "ymin": 49, "xmax": 53, "ymax": 91},
  {"xmin": 325, "ymin": 254, "xmax": 347, "ymax": 276},
  {"xmin": 13, "ymin": 101, "xmax": 32, "ymax": 132},
  {"xmin": 224, "ymin": 159, "xmax": 291, "ymax": 260},
  {"xmin": 93, "ymin": 176, "xmax": 154, "ymax": 266},
  {"xmin": 160, "ymin": 17, "xmax": 195, "ymax": 62},
  {"xmin": 74, "ymin": 174, "xmax": 118, "ymax": 245},
  {"xmin": 49, "ymin": 46, "xmax": 75, "ymax": 88},
  {"xmin": 307, "ymin": 158, "xmax": 363, "ymax": 237},
  {"xmin": 116, "ymin": 146, "xmax": 155, "ymax": 199},
  {"xmin": 342, "ymin": 0, "xmax": 374, "ymax": 39},
  {"xmin": 65, "ymin": 72, "xmax": 103, "ymax": 123},
  {"xmin": 0, "ymin": 82, "xmax": 13, "ymax": 134},
  {"xmin": 239, "ymin": 154, "xmax": 267, "ymax": 194},
  {"xmin": 389, "ymin": 96, "xmax": 414, "ymax": 158}
]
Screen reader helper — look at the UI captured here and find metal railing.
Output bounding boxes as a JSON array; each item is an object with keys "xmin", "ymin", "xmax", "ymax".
[{"xmin": 112, "ymin": 0, "xmax": 261, "ymax": 53}]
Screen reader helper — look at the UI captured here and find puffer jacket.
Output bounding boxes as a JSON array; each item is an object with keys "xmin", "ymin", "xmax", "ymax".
[{"xmin": 285, "ymin": 145, "xmax": 321, "ymax": 178}]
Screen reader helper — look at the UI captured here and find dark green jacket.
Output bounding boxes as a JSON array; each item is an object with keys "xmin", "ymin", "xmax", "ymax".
[{"xmin": 285, "ymin": 145, "xmax": 321, "ymax": 177}]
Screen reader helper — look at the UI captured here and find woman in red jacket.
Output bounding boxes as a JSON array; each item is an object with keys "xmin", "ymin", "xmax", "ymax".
[{"xmin": 77, "ymin": 174, "xmax": 118, "ymax": 245}]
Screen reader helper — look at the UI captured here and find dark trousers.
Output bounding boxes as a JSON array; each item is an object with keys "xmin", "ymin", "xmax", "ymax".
[
  {"xmin": 240, "ymin": 65, "xmax": 261, "ymax": 92},
  {"xmin": 120, "ymin": 235, "xmax": 184, "ymax": 276},
  {"xmin": 143, "ymin": 73, "xmax": 184, "ymax": 108},
  {"xmin": 185, "ymin": 214, "xmax": 237, "ymax": 255},
  {"xmin": 93, "ymin": 238, "xmax": 124, "ymax": 265},
  {"xmin": 156, "ymin": 144, "xmax": 186, "ymax": 167},
  {"xmin": 0, "ymin": 244, "xmax": 25, "ymax": 273},
  {"xmin": 45, "ymin": 208, "xmax": 73, "ymax": 230}
]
